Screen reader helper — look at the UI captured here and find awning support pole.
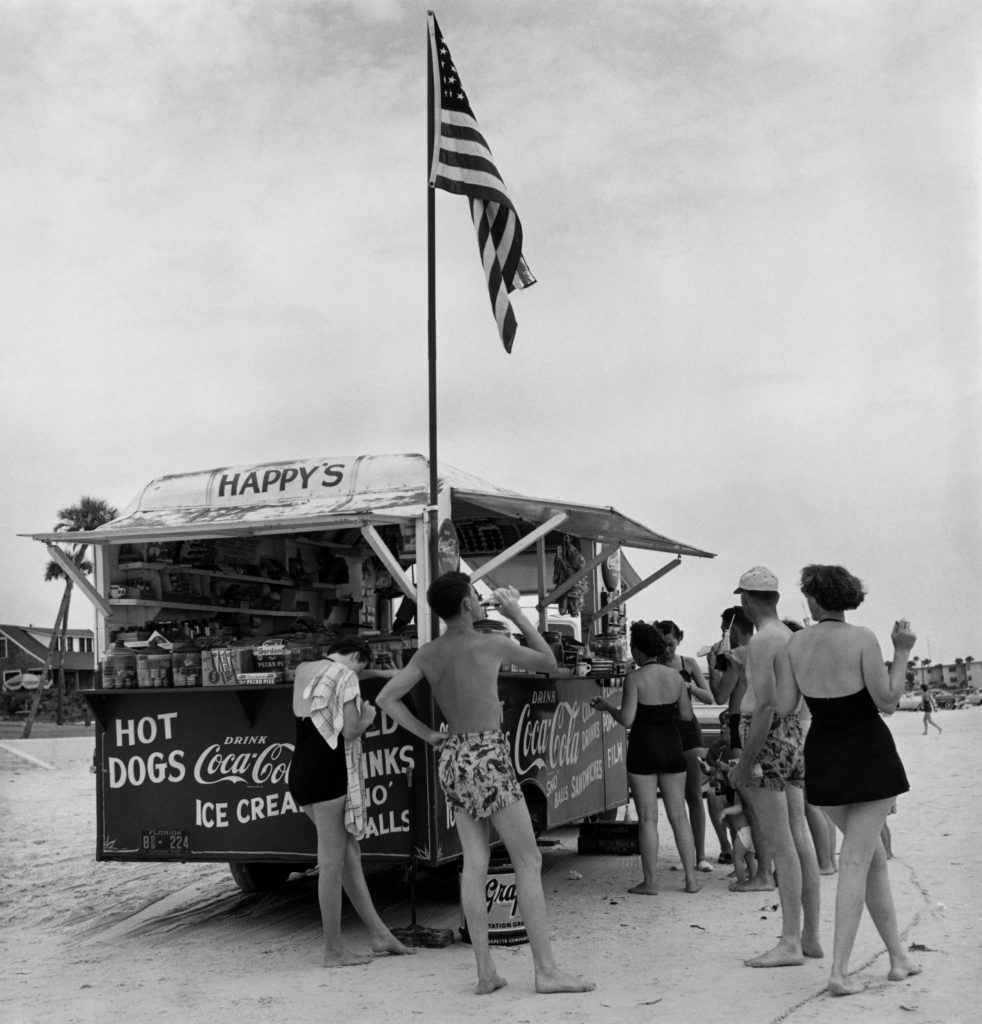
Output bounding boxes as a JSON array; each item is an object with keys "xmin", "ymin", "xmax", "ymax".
[
  {"xmin": 470, "ymin": 513, "xmax": 568, "ymax": 584},
  {"xmin": 585, "ymin": 556, "xmax": 682, "ymax": 624},
  {"xmin": 45, "ymin": 544, "xmax": 113, "ymax": 619},
  {"xmin": 360, "ymin": 525, "xmax": 418, "ymax": 603}
]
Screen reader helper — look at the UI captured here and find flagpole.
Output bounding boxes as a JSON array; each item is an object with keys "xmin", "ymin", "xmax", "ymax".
[{"xmin": 426, "ymin": 13, "xmax": 439, "ymax": 637}]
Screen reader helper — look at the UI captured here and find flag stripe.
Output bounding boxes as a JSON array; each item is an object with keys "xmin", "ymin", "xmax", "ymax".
[{"xmin": 428, "ymin": 14, "xmax": 532, "ymax": 352}]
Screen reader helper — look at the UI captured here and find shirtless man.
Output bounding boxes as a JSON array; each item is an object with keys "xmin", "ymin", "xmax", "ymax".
[
  {"xmin": 377, "ymin": 571, "xmax": 595, "ymax": 997},
  {"xmin": 709, "ymin": 605, "xmax": 775, "ymax": 891},
  {"xmin": 727, "ymin": 567, "xmax": 823, "ymax": 968}
]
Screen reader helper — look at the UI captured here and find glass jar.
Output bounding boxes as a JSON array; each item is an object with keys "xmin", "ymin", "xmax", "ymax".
[
  {"xmin": 137, "ymin": 640, "xmax": 172, "ymax": 689},
  {"xmin": 171, "ymin": 643, "xmax": 202, "ymax": 688},
  {"xmin": 102, "ymin": 642, "xmax": 138, "ymax": 690}
]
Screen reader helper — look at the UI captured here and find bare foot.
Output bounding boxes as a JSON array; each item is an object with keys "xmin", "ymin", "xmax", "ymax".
[
  {"xmin": 730, "ymin": 876, "xmax": 776, "ymax": 893},
  {"xmin": 628, "ymin": 882, "xmax": 659, "ymax": 895},
  {"xmin": 888, "ymin": 960, "xmax": 922, "ymax": 981},
  {"xmin": 802, "ymin": 938, "xmax": 825, "ymax": 959},
  {"xmin": 684, "ymin": 879, "xmax": 702, "ymax": 894},
  {"xmin": 370, "ymin": 934, "xmax": 417, "ymax": 956},
  {"xmin": 745, "ymin": 942, "xmax": 805, "ymax": 968},
  {"xmin": 535, "ymin": 967, "xmax": 596, "ymax": 994},
  {"xmin": 475, "ymin": 973, "xmax": 508, "ymax": 995},
  {"xmin": 829, "ymin": 975, "xmax": 866, "ymax": 996},
  {"xmin": 819, "ymin": 865, "xmax": 837, "ymax": 876},
  {"xmin": 323, "ymin": 947, "xmax": 374, "ymax": 967}
]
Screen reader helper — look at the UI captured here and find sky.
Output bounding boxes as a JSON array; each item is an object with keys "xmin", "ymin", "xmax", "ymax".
[{"xmin": 1, "ymin": 0, "xmax": 979, "ymax": 665}]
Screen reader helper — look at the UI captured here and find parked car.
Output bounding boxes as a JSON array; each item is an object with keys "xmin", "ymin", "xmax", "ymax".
[
  {"xmin": 930, "ymin": 689, "xmax": 957, "ymax": 710},
  {"xmin": 955, "ymin": 690, "xmax": 982, "ymax": 709},
  {"xmin": 898, "ymin": 692, "xmax": 923, "ymax": 711}
]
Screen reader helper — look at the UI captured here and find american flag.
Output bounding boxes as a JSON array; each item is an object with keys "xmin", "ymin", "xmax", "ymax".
[{"xmin": 428, "ymin": 15, "xmax": 535, "ymax": 353}]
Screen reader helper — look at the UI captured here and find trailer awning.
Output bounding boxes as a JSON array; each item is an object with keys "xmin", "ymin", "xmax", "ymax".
[
  {"xmin": 449, "ymin": 490, "xmax": 714, "ymax": 558},
  {"xmin": 23, "ymin": 452, "xmax": 714, "ymax": 559}
]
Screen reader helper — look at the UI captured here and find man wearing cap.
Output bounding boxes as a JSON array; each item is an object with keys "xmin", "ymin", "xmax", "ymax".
[{"xmin": 728, "ymin": 567, "xmax": 823, "ymax": 968}]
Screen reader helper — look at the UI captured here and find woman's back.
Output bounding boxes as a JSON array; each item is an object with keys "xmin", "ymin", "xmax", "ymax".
[
  {"xmin": 632, "ymin": 662, "xmax": 684, "ymax": 706},
  {"xmin": 787, "ymin": 622, "xmax": 878, "ymax": 699}
]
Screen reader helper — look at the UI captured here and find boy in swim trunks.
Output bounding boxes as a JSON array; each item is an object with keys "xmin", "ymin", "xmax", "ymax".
[
  {"xmin": 377, "ymin": 571, "xmax": 595, "ymax": 997},
  {"xmin": 727, "ymin": 567, "xmax": 822, "ymax": 968}
]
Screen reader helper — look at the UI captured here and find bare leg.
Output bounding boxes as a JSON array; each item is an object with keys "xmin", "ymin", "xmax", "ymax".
[
  {"xmin": 627, "ymin": 773, "xmax": 660, "ymax": 894},
  {"xmin": 741, "ymin": 786, "xmax": 804, "ymax": 967},
  {"xmin": 732, "ymin": 783, "xmax": 776, "ymax": 891},
  {"xmin": 786, "ymin": 785, "xmax": 823, "ymax": 959},
  {"xmin": 823, "ymin": 809, "xmax": 838, "ymax": 871},
  {"xmin": 306, "ymin": 800, "xmax": 373, "ymax": 967},
  {"xmin": 661, "ymin": 772, "xmax": 701, "ymax": 892},
  {"xmin": 805, "ymin": 800, "xmax": 836, "ymax": 874},
  {"xmin": 823, "ymin": 801, "xmax": 920, "ymax": 995},
  {"xmin": 453, "ymin": 811, "xmax": 506, "ymax": 994},
  {"xmin": 340, "ymin": 835, "xmax": 415, "ymax": 956},
  {"xmin": 683, "ymin": 747, "xmax": 710, "ymax": 867},
  {"xmin": 707, "ymin": 789, "xmax": 733, "ymax": 861},
  {"xmin": 491, "ymin": 800, "xmax": 595, "ymax": 994}
]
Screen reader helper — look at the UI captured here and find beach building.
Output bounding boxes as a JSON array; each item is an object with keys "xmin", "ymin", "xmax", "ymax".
[
  {"xmin": 0, "ymin": 623, "xmax": 96, "ymax": 693},
  {"xmin": 906, "ymin": 658, "xmax": 980, "ymax": 692}
]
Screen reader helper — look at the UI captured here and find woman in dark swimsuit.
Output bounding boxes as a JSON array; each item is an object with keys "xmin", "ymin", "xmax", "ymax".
[
  {"xmin": 786, "ymin": 565, "xmax": 920, "ymax": 996},
  {"xmin": 592, "ymin": 622, "xmax": 700, "ymax": 895},
  {"xmin": 655, "ymin": 620, "xmax": 717, "ymax": 871},
  {"xmin": 289, "ymin": 638, "xmax": 413, "ymax": 967}
]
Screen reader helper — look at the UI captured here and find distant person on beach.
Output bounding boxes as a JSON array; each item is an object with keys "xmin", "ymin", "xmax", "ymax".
[
  {"xmin": 728, "ymin": 567, "xmax": 823, "ymax": 968},
  {"xmin": 377, "ymin": 572, "xmax": 594, "ymax": 996},
  {"xmin": 787, "ymin": 564, "xmax": 921, "ymax": 996},
  {"xmin": 655, "ymin": 619, "xmax": 716, "ymax": 872},
  {"xmin": 592, "ymin": 622, "xmax": 701, "ymax": 895},
  {"xmin": 288, "ymin": 638, "xmax": 415, "ymax": 967},
  {"xmin": 920, "ymin": 684, "xmax": 943, "ymax": 735}
]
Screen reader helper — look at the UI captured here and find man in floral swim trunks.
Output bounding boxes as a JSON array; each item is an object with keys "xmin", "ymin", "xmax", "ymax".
[
  {"xmin": 728, "ymin": 567, "xmax": 822, "ymax": 970},
  {"xmin": 378, "ymin": 572, "xmax": 594, "ymax": 997}
]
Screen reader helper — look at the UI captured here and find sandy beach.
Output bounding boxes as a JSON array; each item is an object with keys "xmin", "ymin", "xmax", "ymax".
[{"xmin": 1, "ymin": 707, "xmax": 979, "ymax": 1024}]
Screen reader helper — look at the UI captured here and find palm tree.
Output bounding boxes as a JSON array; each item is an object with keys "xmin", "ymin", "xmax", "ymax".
[{"xmin": 23, "ymin": 496, "xmax": 118, "ymax": 736}]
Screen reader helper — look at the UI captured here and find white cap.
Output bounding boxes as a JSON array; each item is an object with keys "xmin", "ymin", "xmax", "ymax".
[{"xmin": 734, "ymin": 566, "xmax": 779, "ymax": 593}]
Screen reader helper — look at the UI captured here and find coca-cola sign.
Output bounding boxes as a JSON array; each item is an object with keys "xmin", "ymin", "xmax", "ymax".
[
  {"xmin": 513, "ymin": 700, "xmax": 581, "ymax": 775},
  {"xmin": 193, "ymin": 741, "xmax": 293, "ymax": 786}
]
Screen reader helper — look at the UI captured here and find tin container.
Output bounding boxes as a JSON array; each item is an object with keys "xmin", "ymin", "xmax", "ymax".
[{"xmin": 459, "ymin": 862, "xmax": 527, "ymax": 946}]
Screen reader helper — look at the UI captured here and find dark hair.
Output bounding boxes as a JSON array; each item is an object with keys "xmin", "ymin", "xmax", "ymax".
[
  {"xmin": 426, "ymin": 571, "xmax": 472, "ymax": 621},
  {"xmin": 742, "ymin": 590, "xmax": 779, "ymax": 606},
  {"xmin": 653, "ymin": 620, "xmax": 683, "ymax": 641},
  {"xmin": 326, "ymin": 638, "xmax": 372, "ymax": 664},
  {"xmin": 721, "ymin": 606, "xmax": 753, "ymax": 633},
  {"xmin": 630, "ymin": 621, "xmax": 670, "ymax": 660},
  {"xmin": 799, "ymin": 564, "xmax": 866, "ymax": 611}
]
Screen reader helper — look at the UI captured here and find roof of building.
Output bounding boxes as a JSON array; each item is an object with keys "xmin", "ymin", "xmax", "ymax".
[{"xmin": 0, "ymin": 624, "xmax": 95, "ymax": 670}]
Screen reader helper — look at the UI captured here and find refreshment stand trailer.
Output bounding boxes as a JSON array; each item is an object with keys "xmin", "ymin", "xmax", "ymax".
[{"xmin": 29, "ymin": 453, "xmax": 713, "ymax": 890}]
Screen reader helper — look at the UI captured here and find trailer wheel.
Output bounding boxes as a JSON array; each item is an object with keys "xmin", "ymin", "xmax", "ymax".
[
  {"xmin": 228, "ymin": 861, "xmax": 296, "ymax": 893},
  {"xmin": 522, "ymin": 790, "xmax": 547, "ymax": 834}
]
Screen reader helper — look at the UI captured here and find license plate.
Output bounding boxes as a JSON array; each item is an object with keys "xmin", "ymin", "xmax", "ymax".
[{"xmin": 141, "ymin": 828, "xmax": 191, "ymax": 856}]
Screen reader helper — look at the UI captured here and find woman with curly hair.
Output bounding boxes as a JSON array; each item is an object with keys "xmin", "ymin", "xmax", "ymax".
[
  {"xmin": 786, "ymin": 565, "xmax": 920, "ymax": 995},
  {"xmin": 592, "ymin": 622, "xmax": 700, "ymax": 894}
]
